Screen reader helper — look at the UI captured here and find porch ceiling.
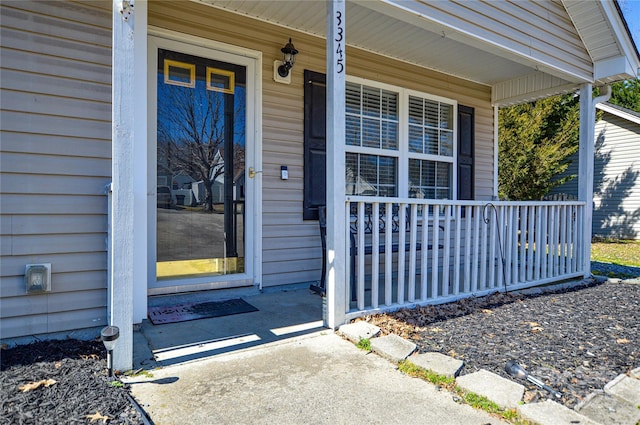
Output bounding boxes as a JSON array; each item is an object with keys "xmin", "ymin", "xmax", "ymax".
[
  {"xmin": 202, "ymin": 0, "xmax": 551, "ymax": 86},
  {"xmin": 200, "ymin": 0, "xmax": 638, "ymax": 105}
]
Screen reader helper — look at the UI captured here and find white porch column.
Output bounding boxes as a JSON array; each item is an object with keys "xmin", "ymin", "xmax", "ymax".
[
  {"xmin": 578, "ymin": 84, "xmax": 611, "ymax": 279},
  {"xmin": 132, "ymin": 1, "xmax": 148, "ymax": 324},
  {"xmin": 111, "ymin": 0, "xmax": 144, "ymax": 371},
  {"xmin": 325, "ymin": 0, "xmax": 347, "ymax": 328},
  {"xmin": 578, "ymin": 83, "xmax": 594, "ymax": 279}
]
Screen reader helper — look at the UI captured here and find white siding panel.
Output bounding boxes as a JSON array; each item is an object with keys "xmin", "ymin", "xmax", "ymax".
[
  {"xmin": 0, "ymin": 111, "xmax": 111, "ymax": 139},
  {"xmin": 0, "ymin": 0, "xmax": 111, "ymax": 339},
  {"xmin": 1, "ymin": 90, "xmax": 110, "ymax": 121},
  {"xmin": 11, "ymin": 234, "xmax": 105, "ymax": 256},
  {"xmin": 0, "ymin": 48, "xmax": 111, "ymax": 85},
  {"xmin": 1, "ymin": 174, "xmax": 110, "ymax": 197},
  {"xmin": 0, "ymin": 195, "xmax": 107, "ymax": 215},
  {"xmin": 1, "ymin": 271, "xmax": 106, "ymax": 298},
  {"xmin": 0, "ymin": 6, "xmax": 111, "ymax": 47},
  {"xmin": 1, "ymin": 315, "xmax": 48, "ymax": 339},
  {"xmin": 1, "ymin": 132, "xmax": 111, "ymax": 158},
  {"xmin": 0, "ymin": 27, "xmax": 111, "ymax": 66},
  {"xmin": 1, "ymin": 1, "xmax": 111, "ymax": 28},
  {"xmin": 0, "ymin": 69, "xmax": 110, "ymax": 103},
  {"xmin": 1, "ymin": 153, "xmax": 110, "ymax": 178},
  {"xmin": 1, "ymin": 253, "xmax": 107, "ymax": 277}
]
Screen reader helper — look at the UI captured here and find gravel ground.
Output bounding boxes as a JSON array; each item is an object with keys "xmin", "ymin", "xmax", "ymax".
[
  {"xmin": 0, "ymin": 339, "xmax": 143, "ymax": 425},
  {"xmin": 364, "ymin": 277, "xmax": 640, "ymax": 409}
]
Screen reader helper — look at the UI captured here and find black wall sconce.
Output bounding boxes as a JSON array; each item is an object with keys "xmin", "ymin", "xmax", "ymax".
[
  {"xmin": 274, "ymin": 38, "xmax": 298, "ymax": 84},
  {"xmin": 278, "ymin": 38, "xmax": 298, "ymax": 77}
]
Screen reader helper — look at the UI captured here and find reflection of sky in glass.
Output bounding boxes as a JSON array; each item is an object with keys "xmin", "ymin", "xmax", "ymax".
[{"xmin": 157, "ymin": 72, "xmax": 246, "ymax": 150}]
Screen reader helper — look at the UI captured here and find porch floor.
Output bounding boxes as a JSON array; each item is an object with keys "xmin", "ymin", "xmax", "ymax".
[{"xmin": 134, "ymin": 286, "xmax": 324, "ymax": 368}]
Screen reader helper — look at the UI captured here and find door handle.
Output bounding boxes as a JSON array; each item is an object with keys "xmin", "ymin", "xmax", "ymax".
[{"xmin": 248, "ymin": 167, "xmax": 262, "ymax": 178}]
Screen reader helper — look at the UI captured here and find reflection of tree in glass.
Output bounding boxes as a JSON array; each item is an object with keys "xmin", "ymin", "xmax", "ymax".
[{"xmin": 157, "ymin": 74, "xmax": 245, "ymax": 213}]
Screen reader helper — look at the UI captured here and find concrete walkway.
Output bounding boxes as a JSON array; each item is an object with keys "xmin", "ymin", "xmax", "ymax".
[
  {"xmin": 128, "ymin": 286, "xmax": 640, "ymax": 424},
  {"xmin": 127, "ymin": 331, "xmax": 507, "ymax": 424}
]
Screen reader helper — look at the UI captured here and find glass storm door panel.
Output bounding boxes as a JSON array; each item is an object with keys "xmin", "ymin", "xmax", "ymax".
[{"xmin": 156, "ymin": 48, "xmax": 246, "ymax": 280}]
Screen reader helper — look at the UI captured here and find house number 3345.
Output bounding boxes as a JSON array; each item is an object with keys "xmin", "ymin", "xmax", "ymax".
[{"xmin": 335, "ymin": 10, "xmax": 344, "ymax": 73}]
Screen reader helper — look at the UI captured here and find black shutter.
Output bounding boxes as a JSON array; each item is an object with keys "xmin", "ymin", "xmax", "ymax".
[
  {"xmin": 457, "ymin": 105, "xmax": 474, "ymax": 200},
  {"xmin": 303, "ymin": 70, "xmax": 327, "ymax": 220}
]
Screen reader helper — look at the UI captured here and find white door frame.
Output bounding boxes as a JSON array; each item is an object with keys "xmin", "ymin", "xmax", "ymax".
[{"xmin": 146, "ymin": 28, "xmax": 263, "ymax": 295}]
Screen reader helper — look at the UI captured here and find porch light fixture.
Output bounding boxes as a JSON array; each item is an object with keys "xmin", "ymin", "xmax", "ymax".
[
  {"xmin": 277, "ymin": 38, "xmax": 298, "ymax": 78},
  {"xmin": 101, "ymin": 326, "xmax": 120, "ymax": 379},
  {"xmin": 505, "ymin": 360, "xmax": 562, "ymax": 398}
]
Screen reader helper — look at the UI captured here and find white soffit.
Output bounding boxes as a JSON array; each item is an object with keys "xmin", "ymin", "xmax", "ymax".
[
  {"xmin": 562, "ymin": 0, "xmax": 640, "ymax": 82},
  {"xmin": 492, "ymin": 72, "xmax": 577, "ymax": 107},
  {"xmin": 200, "ymin": 0, "xmax": 537, "ymax": 86}
]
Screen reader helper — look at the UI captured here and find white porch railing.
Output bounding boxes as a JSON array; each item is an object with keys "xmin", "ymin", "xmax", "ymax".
[{"xmin": 343, "ymin": 198, "xmax": 586, "ymax": 319}]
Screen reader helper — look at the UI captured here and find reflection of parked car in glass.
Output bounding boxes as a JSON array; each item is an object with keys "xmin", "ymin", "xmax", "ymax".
[{"xmin": 157, "ymin": 186, "xmax": 172, "ymax": 208}]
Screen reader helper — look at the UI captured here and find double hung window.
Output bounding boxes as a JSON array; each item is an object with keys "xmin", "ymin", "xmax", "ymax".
[{"xmin": 344, "ymin": 78, "xmax": 456, "ymax": 200}]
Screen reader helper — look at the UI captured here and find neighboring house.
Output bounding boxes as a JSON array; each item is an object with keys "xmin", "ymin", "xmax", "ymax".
[
  {"xmin": 1, "ymin": 1, "xmax": 638, "ymax": 370},
  {"xmin": 550, "ymin": 102, "xmax": 640, "ymax": 239},
  {"xmin": 593, "ymin": 103, "xmax": 640, "ymax": 239}
]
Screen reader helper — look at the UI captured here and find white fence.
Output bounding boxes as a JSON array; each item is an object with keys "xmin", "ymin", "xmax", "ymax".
[{"xmin": 344, "ymin": 198, "xmax": 586, "ymax": 318}]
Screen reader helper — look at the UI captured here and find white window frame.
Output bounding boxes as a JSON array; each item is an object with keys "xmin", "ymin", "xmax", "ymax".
[{"xmin": 345, "ymin": 76, "xmax": 458, "ymax": 200}]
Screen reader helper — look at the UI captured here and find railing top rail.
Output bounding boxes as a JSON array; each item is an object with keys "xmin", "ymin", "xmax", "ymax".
[{"xmin": 345, "ymin": 196, "xmax": 586, "ymax": 207}]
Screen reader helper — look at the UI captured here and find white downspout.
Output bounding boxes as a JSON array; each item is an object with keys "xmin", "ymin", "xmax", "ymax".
[{"xmin": 578, "ymin": 84, "xmax": 611, "ymax": 279}]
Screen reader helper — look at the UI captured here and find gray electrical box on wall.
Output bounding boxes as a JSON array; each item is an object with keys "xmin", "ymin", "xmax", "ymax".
[{"xmin": 25, "ymin": 264, "xmax": 51, "ymax": 293}]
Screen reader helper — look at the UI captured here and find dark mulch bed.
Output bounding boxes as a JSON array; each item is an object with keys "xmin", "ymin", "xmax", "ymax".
[
  {"xmin": 1, "ymin": 339, "xmax": 142, "ymax": 424},
  {"xmin": 364, "ymin": 280, "xmax": 640, "ymax": 409}
]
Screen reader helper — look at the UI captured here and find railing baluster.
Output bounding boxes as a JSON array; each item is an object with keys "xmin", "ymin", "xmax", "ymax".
[
  {"xmin": 552, "ymin": 205, "xmax": 558, "ymax": 276},
  {"xmin": 385, "ymin": 202, "xmax": 393, "ymax": 305},
  {"xmin": 504, "ymin": 206, "xmax": 513, "ymax": 286},
  {"xmin": 471, "ymin": 206, "xmax": 480, "ymax": 292},
  {"xmin": 541, "ymin": 206, "xmax": 548, "ymax": 279},
  {"xmin": 558, "ymin": 205, "xmax": 567, "ymax": 274},
  {"xmin": 371, "ymin": 203, "xmax": 380, "ymax": 309},
  {"xmin": 571, "ymin": 205, "xmax": 577, "ymax": 273},
  {"xmin": 534, "ymin": 205, "xmax": 542, "ymax": 281},
  {"xmin": 519, "ymin": 205, "xmax": 527, "ymax": 284},
  {"xmin": 431, "ymin": 205, "xmax": 440, "ymax": 299},
  {"xmin": 399, "ymin": 203, "xmax": 409, "ymax": 302},
  {"xmin": 547, "ymin": 206, "xmax": 555, "ymax": 277},
  {"xmin": 497, "ymin": 205, "xmax": 506, "ymax": 289},
  {"xmin": 454, "ymin": 205, "xmax": 461, "ymax": 295},
  {"xmin": 357, "ymin": 202, "xmax": 366, "ymax": 310},
  {"xmin": 408, "ymin": 204, "xmax": 418, "ymax": 301},
  {"xmin": 420, "ymin": 205, "xmax": 429, "ymax": 301},
  {"xmin": 442, "ymin": 204, "xmax": 451, "ymax": 296},
  {"xmin": 527, "ymin": 206, "xmax": 535, "ymax": 281},
  {"xmin": 463, "ymin": 207, "xmax": 472, "ymax": 293}
]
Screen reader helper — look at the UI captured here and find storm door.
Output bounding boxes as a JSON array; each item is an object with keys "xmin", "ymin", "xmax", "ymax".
[{"xmin": 155, "ymin": 47, "xmax": 248, "ymax": 283}]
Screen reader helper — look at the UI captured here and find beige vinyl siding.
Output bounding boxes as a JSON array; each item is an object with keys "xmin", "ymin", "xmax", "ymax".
[
  {"xmin": 0, "ymin": 1, "xmax": 111, "ymax": 339},
  {"xmin": 592, "ymin": 113, "xmax": 640, "ymax": 239},
  {"xmin": 150, "ymin": 1, "xmax": 494, "ymax": 287},
  {"xmin": 387, "ymin": 0, "xmax": 592, "ymax": 80}
]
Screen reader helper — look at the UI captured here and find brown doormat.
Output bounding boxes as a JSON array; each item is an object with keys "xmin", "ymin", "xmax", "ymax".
[{"xmin": 148, "ymin": 298, "xmax": 258, "ymax": 324}]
